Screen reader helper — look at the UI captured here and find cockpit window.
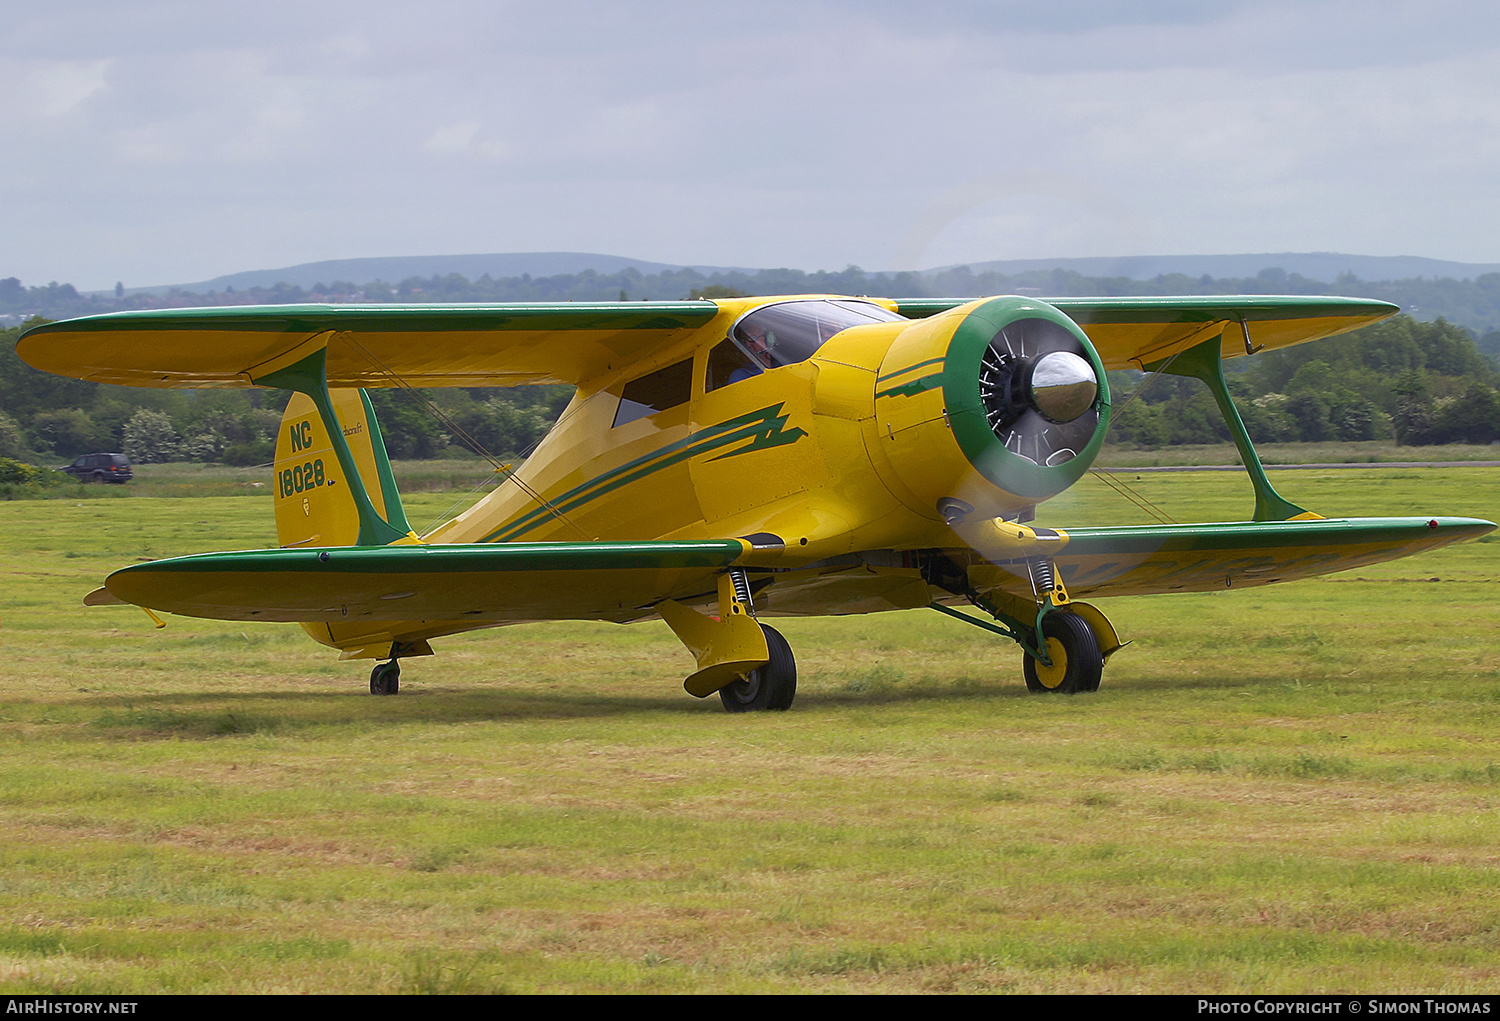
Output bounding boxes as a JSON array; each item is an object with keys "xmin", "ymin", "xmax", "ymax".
[
  {"xmin": 613, "ymin": 358, "xmax": 693, "ymax": 427},
  {"xmin": 705, "ymin": 299, "xmax": 902, "ymax": 392}
]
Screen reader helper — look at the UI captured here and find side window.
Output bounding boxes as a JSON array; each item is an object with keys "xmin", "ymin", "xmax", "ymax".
[
  {"xmin": 705, "ymin": 339, "xmax": 765, "ymax": 392},
  {"xmin": 613, "ymin": 358, "xmax": 693, "ymax": 428}
]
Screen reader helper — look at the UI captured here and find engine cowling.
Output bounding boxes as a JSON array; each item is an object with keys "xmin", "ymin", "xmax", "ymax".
[{"xmin": 868, "ymin": 296, "xmax": 1111, "ymax": 521}]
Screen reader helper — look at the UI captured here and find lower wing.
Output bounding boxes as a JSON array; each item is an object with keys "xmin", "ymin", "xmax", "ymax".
[
  {"xmin": 86, "ymin": 517, "xmax": 1493, "ymax": 625},
  {"xmin": 967, "ymin": 516, "xmax": 1494, "ymax": 599},
  {"xmin": 88, "ymin": 539, "xmax": 754, "ymax": 624}
]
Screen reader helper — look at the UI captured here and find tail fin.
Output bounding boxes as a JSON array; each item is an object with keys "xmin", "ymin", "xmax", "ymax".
[
  {"xmin": 274, "ymin": 387, "xmax": 432, "ymax": 662},
  {"xmin": 273, "ymin": 389, "xmax": 414, "ymax": 549}
]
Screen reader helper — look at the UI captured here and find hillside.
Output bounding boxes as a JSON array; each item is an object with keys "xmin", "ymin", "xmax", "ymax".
[{"xmin": 6, "ymin": 256, "xmax": 1500, "ymax": 338}]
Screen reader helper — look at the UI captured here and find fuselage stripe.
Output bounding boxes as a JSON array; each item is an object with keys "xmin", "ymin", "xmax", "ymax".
[
  {"xmin": 875, "ymin": 372, "xmax": 944, "ymax": 400},
  {"xmin": 875, "ymin": 356, "xmax": 945, "ymax": 385},
  {"xmin": 479, "ymin": 403, "xmax": 806, "ymax": 543}
]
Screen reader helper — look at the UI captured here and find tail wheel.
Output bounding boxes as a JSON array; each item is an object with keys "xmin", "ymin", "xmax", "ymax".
[
  {"xmin": 1023, "ymin": 612, "xmax": 1102, "ymax": 694},
  {"xmin": 720, "ymin": 624, "xmax": 797, "ymax": 713},
  {"xmin": 369, "ymin": 660, "xmax": 400, "ymax": 696}
]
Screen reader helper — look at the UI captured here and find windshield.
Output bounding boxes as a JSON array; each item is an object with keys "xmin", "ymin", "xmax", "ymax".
[{"xmin": 707, "ymin": 299, "xmax": 902, "ymax": 391}]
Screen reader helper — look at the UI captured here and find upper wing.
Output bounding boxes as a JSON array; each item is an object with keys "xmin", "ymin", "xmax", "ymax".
[
  {"xmin": 896, "ymin": 295, "xmax": 1398, "ymax": 370},
  {"xmin": 965, "ymin": 516, "xmax": 1494, "ymax": 600},
  {"xmin": 16, "ymin": 301, "xmax": 722, "ymax": 388},
  {"xmin": 94, "ymin": 538, "xmax": 756, "ymax": 623},
  {"xmin": 19, "ymin": 294, "xmax": 1396, "ymax": 389}
]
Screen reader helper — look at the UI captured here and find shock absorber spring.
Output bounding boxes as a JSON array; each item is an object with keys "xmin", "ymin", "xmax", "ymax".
[
  {"xmin": 729, "ymin": 568, "xmax": 756, "ymax": 615},
  {"xmin": 1028, "ymin": 559, "xmax": 1057, "ymax": 598}
]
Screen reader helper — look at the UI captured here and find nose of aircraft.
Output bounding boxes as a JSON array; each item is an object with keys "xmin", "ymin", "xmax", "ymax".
[
  {"xmin": 868, "ymin": 295, "xmax": 1112, "ymax": 519},
  {"xmin": 1027, "ymin": 350, "xmax": 1099, "ymax": 424}
]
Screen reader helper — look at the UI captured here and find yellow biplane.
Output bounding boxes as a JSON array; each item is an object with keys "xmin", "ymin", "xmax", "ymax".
[{"xmin": 17, "ymin": 293, "xmax": 1495, "ymax": 709}]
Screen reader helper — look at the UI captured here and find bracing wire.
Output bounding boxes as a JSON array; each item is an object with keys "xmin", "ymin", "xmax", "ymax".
[
  {"xmin": 1086, "ymin": 468, "xmax": 1178, "ymax": 524},
  {"xmin": 336, "ymin": 334, "xmax": 595, "ymax": 541},
  {"xmin": 1085, "ymin": 340, "xmax": 1199, "ymax": 526},
  {"xmin": 418, "ymin": 472, "xmax": 505, "ymax": 537}
]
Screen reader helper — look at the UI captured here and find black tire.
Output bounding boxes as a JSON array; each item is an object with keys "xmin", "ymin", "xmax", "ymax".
[
  {"xmin": 91, "ymin": 471, "xmax": 105, "ymax": 484},
  {"xmin": 369, "ymin": 661, "xmax": 400, "ymax": 696},
  {"xmin": 719, "ymin": 623, "xmax": 796, "ymax": 712},
  {"xmin": 1022, "ymin": 612, "xmax": 1102, "ymax": 695}
]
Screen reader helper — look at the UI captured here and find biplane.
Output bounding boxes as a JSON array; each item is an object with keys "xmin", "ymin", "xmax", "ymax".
[{"xmin": 17, "ymin": 293, "xmax": 1494, "ymax": 709}]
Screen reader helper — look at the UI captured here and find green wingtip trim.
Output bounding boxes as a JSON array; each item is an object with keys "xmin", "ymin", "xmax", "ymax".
[
  {"xmin": 253, "ymin": 346, "xmax": 411, "ymax": 546},
  {"xmin": 1144, "ymin": 335, "xmax": 1312, "ymax": 522}
]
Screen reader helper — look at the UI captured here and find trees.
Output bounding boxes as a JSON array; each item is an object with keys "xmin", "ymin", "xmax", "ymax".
[{"xmin": 121, "ymin": 409, "xmax": 182, "ymax": 463}]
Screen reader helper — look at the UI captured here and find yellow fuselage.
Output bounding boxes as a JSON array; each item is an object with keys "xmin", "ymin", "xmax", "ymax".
[{"xmin": 423, "ymin": 299, "xmax": 993, "ymax": 572}]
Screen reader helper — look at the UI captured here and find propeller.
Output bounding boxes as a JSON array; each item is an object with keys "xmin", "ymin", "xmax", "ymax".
[{"xmin": 977, "ymin": 316, "xmax": 1102, "ymax": 469}]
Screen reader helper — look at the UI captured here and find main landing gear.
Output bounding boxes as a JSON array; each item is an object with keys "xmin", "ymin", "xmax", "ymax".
[
  {"xmin": 369, "ymin": 659, "xmax": 400, "ymax": 696},
  {"xmin": 926, "ymin": 553, "xmax": 1122, "ymax": 697},
  {"xmin": 658, "ymin": 570, "xmax": 797, "ymax": 712},
  {"xmin": 1022, "ymin": 612, "xmax": 1103, "ymax": 694},
  {"xmin": 719, "ymin": 623, "xmax": 797, "ymax": 713}
]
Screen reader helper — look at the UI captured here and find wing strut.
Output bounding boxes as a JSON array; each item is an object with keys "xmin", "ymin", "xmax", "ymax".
[{"xmin": 1140, "ymin": 332, "xmax": 1319, "ymax": 523}]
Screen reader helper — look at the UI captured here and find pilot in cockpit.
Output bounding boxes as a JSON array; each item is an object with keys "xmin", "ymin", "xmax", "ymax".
[{"xmin": 728, "ymin": 322, "xmax": 775, "ymax": 383}]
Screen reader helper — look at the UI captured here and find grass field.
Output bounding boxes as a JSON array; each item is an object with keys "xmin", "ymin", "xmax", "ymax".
[
  {"xmin": 26, "ymin": 442, "xmax": 1500, "ymax": 504},
  {"xmin": 0, "ymin": 467, "xmax": 1496, "ymax": 993}
]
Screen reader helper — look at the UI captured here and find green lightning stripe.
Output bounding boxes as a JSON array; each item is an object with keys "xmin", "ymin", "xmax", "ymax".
[
  {"xmin": 875, "ymin": 356, "xmax": 945, "ymax": 385},
  {"xmin": 875, "ymin": 372, "xmax": 944, "ymax": 400},
  {"xmin": 481, "ymin": 403, "xmax": 808, "ymax": 543}
]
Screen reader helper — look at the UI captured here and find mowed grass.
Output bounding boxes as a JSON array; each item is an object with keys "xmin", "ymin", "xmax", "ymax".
[{"xmin": 0, "ymin": 469, "xmax": 1496, "ymax": 993}]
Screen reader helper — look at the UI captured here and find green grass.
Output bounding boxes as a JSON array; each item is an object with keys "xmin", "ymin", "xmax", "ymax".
[
  {"xmin": 0, "ymin": 468, "xmax": 1496, "ymax": 992},
  {"xmin": 1097, "ymin": 440, "xmax": 1500, "ymax": 467},
  {"xmin": 21, "ymin": 447, "xmax": 1498, "ymax": 504}
]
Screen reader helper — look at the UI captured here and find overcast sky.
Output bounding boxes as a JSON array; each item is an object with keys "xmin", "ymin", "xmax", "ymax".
[{"xmin": 4, "ymin": 0, "xmax": 1499, "ymax": 290}]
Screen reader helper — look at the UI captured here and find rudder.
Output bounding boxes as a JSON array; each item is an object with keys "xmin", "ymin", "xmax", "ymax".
[{"xmin": 273, "ymin": 389, "xmax": 413, "ymax": 549}]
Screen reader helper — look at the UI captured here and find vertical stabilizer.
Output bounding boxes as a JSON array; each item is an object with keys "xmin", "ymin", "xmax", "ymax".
[{"xmin": 273, "ymin": 389, "xmax": 415, "ymax": 548}]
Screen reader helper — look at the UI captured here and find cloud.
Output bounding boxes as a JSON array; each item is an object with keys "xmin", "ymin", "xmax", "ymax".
[
  {"xmin": 3, "ymin": 0, "xmax": 1500, "ymax": 288},
  {"xmin": 5, "ymin": 58, "xmax": 109, "ymax": 119}
]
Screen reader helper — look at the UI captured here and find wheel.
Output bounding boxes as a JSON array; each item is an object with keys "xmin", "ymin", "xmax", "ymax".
[
  {"xmin": 91, "ymin": 471, "xmax": 106, "ymax": 484},
  {"xmin": 719, "ymin": 623, "xmax": 796, "ymax": 712},
  {"xmin": 369, "ymin": 660, "xmax": 400, "ymax": 695},
  {"xmin": 1022, "ymin": 612, "xmax": 1102, "ymax": 694}
]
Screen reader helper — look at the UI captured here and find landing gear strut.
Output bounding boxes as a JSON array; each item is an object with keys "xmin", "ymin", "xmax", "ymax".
[{"xmin": 369, "ymin": 659, "xmax": 400, "ymax": 696}]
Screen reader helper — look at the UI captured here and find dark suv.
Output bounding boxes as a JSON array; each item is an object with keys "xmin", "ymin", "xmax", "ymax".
[{"xmin": 61, "ymin": 453, "xmax": 133, "ymax": 483}]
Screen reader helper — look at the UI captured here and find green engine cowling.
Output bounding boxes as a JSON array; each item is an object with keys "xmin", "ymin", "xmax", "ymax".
[{"xmin": 868, "ymin": 296, "xmax": 1112, "ymax": 521}]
